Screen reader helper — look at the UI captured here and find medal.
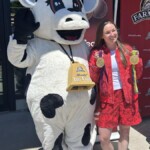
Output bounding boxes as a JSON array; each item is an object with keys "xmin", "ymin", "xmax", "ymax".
[
  {"xmin": 130, "ymin": 55, "xmax": 139, "ymax": 65},
  {"xmin": 130, "ymin": 50, "xmax": 139, "ymax": 65},
  {"xmin": 96, "ymin": 57, "xmax": 104, "ymax": 68}
]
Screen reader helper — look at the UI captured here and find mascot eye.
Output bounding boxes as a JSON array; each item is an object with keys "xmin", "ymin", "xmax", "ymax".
[
  {"xmin": 73, "ymin": 0, "xmax": 83, "ymax": 12},
  {"xmin": 47, "ymin": 0, "xmax": 65, "ymax": 13}
]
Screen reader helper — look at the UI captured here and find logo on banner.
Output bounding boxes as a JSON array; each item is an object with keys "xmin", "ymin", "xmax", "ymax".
[
  {"xmin": 145, "ymin": 59, "xmax": 150, "ymax": 68},
  {"xmin": 145, "ymin": 32, "xmax": 150, "ymax": 40},
  {"xmin": 131, "ymin": 0, "xmax": 150, "ymax": 24},
  {"xmin": 145, "ymin": 88, "xmax": 150, "ymax": 96},
  {"xmin": 84, "ymin": 39, "xmax": 95, "ymax": 48}
]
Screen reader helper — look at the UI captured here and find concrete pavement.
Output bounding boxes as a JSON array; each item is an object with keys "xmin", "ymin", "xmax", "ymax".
[{"xmin": 0, "ymin": 109, "xmax": 149, "ymax": 150}]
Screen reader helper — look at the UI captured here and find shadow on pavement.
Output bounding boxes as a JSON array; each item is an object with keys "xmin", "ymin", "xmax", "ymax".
[
  {"xmin": 0, "ymin": 110, "xmax": 41, "ymax": 150},
  {"xmin": 132, "ymin": 117, "xmax": 150, "ymax": 144}
]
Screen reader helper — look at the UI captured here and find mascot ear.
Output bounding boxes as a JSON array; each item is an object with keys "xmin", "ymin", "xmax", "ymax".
[
  {"xmin": 83, "ymin": 0, "xmax": 99, "ymax": 13},
  {"xmin": 19, "ymin": 0, "xmax": 37, "ymax": 8}
]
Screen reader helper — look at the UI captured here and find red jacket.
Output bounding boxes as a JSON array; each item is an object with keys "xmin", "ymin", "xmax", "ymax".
[{"xmin": 89, "ymin": 45, "xmax": 143, "ymax": 104}]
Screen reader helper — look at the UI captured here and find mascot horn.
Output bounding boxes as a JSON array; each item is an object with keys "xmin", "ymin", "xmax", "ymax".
[{"xmin": 8, "ymin": 0, "xmax": 101, "ymax": 149}]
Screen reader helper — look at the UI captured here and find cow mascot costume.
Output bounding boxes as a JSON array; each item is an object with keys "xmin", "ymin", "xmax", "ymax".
[{"xmin": 7, "ymin": 0, "xmax": 99, "ymax": 149}]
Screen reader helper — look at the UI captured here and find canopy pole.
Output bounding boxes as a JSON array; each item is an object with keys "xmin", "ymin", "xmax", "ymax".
[{"xmin": 114, "ymin": 0, "xmax": 118, "ymax": 24}]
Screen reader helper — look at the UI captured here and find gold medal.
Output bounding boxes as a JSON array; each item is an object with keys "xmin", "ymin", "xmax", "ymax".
[
  {"xmin": 130, "ymin": 55, "xmax": 139, "ymax": 65},
  {"xmin": 96, "ymin": 57, "xmax": 105, "ymax": 68},
  {"xmin": 130, "ymin": 50, "xmax": 139, "ymax": 65}
]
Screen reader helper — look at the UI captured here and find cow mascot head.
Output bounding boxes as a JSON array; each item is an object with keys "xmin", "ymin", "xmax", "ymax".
[{"xmin": 7, "ymin": 0, "xmax": 100, "ymax": 149}]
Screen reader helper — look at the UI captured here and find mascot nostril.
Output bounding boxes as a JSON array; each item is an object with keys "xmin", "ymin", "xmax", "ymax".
[
  {"xmin": 65, "ymin": 18, "xmax": 73, "ymax": 22},
  {"xmin": 7, "ymin": 0, "xmax": 100, "ymax": 149},
  {"xmin": 82, "ymin": 17, "xmax": 86, "ymax": 21}
]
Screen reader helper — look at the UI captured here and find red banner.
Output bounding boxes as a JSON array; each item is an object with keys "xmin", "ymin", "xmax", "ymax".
[{"xmin": 120, "ymin": 0, "xmax": 150, "ymax": 117}]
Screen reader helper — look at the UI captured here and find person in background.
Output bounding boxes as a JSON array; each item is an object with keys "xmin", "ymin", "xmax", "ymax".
[{"xmin": 88, "ymin": 20, "xmax": 143, "ymax": 150}]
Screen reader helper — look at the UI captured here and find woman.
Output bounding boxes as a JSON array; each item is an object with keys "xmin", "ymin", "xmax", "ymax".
[{"xmin": 89, "ymin": 20, "xmax": 143, "ymax": 150}]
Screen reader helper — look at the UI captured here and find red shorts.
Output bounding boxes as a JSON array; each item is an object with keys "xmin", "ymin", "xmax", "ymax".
[{"xmin": 96, "ymin": 89, "xmax": 142, "ymax": 129}]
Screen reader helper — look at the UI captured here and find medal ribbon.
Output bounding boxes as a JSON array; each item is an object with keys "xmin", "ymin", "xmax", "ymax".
[
  {"xmin": 131, "ymin": 50, "xmax": 139, "ymax": 93},
  {"xmin": 99, "ymin": 50, "xmax": 105, "ymax": 80},
  {"xmin": 99, "ymin": 50, "xmax": 103, "ymax": 57}
]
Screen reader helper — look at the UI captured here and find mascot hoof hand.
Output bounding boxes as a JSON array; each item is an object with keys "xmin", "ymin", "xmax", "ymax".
[
  {"xmin": 14, "ymin": 8, "xmax": 40, "ymax": 44},
  {"xmin": 40, "ymin": 94, "xmax": 64, "ymax": 118}
]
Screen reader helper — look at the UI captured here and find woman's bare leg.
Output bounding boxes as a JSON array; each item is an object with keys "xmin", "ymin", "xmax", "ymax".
[
  {"xmin": 98, "ymin": 127, "xmax": 114, "ymax": 150},
  {"xmin": 118, "ymin": 125, "xmax": 130, "ymax": 150}
]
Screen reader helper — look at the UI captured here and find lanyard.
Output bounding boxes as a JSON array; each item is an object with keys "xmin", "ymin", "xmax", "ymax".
[
  {"xmin": 99, "ymin": 50, "xmax": 103, "ymax": 57},
  {"xmin": 59, "ymin": 44, "xmax": 75, "ymax": 63}
]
